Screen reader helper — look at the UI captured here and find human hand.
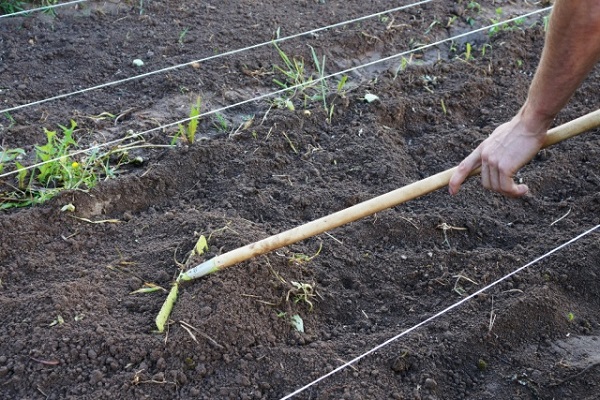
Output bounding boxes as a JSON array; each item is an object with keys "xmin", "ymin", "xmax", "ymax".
[{"xmin": 448, "ymin": 113, "xmax": 549, "ymax": 197}]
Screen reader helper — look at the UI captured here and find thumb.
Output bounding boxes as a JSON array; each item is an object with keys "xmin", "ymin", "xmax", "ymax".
[{"xmin": 449, "ymin": 152, "xmax": 481, "ymax": 195}]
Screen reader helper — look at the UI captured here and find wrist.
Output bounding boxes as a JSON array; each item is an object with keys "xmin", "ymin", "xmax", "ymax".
[{"xmin": 516, "ymin": 101, "xmax": 556, "ymax": 137}]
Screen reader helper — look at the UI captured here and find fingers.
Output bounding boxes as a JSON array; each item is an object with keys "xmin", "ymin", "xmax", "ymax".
[
  {"xmin": 450, "ymin": 149, "xmax": 529, "ymax": 197},
  {"xmin": 449, "ymin": 150, "xmax": 481, "ymax": 195}
]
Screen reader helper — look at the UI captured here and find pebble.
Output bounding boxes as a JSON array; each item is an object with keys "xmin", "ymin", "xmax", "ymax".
[
  {"xmin": 89, "ymin": 369, "xmax": 103, "ymax": 385},
  {"xmin": 424, "ymin": 377, "xmax": 437, "ymax": 390}
]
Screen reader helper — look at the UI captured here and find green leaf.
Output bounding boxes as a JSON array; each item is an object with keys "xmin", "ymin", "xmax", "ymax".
[
  {"xmin": 190, "ymin": 234, "xmax": 209, "ymax": 258},
  {"xmin": 15, "ymin": 162, "xmax": 28, "ymax": 189},
  {"xmin": 290, "ymin": 314, "xmax": 304, "ymax": 332}
]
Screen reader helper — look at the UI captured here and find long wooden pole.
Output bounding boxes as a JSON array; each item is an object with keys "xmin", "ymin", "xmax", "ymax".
[{"xmin": 181, "ymin": 108, "xmax": 600, "ymax": 281}]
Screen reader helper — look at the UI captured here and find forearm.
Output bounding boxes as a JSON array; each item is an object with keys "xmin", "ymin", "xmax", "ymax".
[{"xmin": 521, "ymin": 0, "xmax": 600, "ymax": 131}]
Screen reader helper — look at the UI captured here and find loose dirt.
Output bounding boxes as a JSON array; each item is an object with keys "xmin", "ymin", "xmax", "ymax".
[{"xmin": 1, "ymin": 1, "xmax": 599, "ymax": 399}]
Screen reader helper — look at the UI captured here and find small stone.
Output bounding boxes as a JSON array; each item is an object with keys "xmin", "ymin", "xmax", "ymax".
[
  {"xmin": 424, "ymin": 377, "xmax": 437, "ymax": 390},
  {"xmin": 89, "ymin": 369, "xmax": 103, "ymax": 385},
  {"xmin": 152, "ymin": 372, "xmax": 165, "ymax": 381},
  {"xmin": 132, "ymin": 59, "xmax": 144, "ymax": 67}
]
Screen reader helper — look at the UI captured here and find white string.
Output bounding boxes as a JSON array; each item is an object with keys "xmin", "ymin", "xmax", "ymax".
[
  {"xmin": 0, "ymin": 7, "xmax": 552, "ymax": 180},
  {"xmin": 0, "ymin": 0, "xmax": 433, "ymax": 114},
  {"xmin": 0, "ymin": 0, "xmax": 87, "ymax": 19},
  {"xmin": 279, "ymin": 223, "xmax": 600, "ymax": 399}
]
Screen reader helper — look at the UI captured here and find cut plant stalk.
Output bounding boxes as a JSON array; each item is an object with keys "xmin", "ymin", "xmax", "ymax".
[{"xmin": 157, "ymin": 108, "xmax": 600, "ymax": 332}]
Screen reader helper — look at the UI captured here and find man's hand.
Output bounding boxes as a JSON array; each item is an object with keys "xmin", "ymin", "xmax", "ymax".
[
  {"xmin": 448, "ymin": 113, "xmax": 548, "ymax": 197},
  {"xmin": 449, "ymin": 0, "xmax": 600, "ymax": 198}
]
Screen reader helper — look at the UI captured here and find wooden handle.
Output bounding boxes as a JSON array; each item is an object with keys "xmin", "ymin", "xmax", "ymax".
[{"xmin": 182, "ymin": 108, "xmax": 600, "ymax": 280}]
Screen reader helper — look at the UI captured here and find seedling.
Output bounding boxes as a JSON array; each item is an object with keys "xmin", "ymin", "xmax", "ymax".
[
  {"xmin": 212, "ymin": 113, "xmax": 229, "ymax": 133},
  {"xmin": 49, "ymin": 314, "xmax": 64, "ymax": 327},
  {"xmin": 289, "ymin": 243, "xmax": 322, "ymax": 264},
  {"xmin": 286, "ymin": 281, "xmax": 318, "ymax": 311},
  {"xmin": 395, "ymin": 54, "xmax": 415, "ymax": 77},
  {"xmin": 271, "ymin": 42, "xmax": 334, "ymax": 115},
  {"xmin": 480, "ymin": 43, "xmax": 492, "ymax": 57},
  {"xmin": 178, "ymin": 28, "xmax": 190, "ymax": 45},
  {"xmin": 467, "ymin": 1, "xmax": 481, "ymax": 12},
  {"xmin": 425, "ymin": 19, "xmax": 441, "ymax": 34},
  {"xmin": 466, "ymin": 43, "xmax": 473, "ymax": 61},
  {"xmin": 2, "ymin": 111, "xmax": 16, "ymax": 128},
  {"xmin": 174, "ymin": 97, "xmax": 202, "ymax": 144},
  {"xmin": 0, "ymin": 0, "xmax": 22, "ymax": 14},
  {"xmin": 0, "ymin": 147, "xmax": 25, "ymax": 174},
  {"xmin": 477, "ymin": 359, "xmax": 488, "ymax": 371},
  {"xmin": 446, "ymin": 15, "xmax": 457, "ymax": 28},
  {"xmin": 489, "ymin": 8, "xmax": 527, "ymax": 37}
]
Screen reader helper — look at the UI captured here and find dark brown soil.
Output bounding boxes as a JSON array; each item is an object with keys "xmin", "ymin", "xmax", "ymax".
[{"xmin": 1, "ymin": 1, "xmax": 599, "ymax": 399}]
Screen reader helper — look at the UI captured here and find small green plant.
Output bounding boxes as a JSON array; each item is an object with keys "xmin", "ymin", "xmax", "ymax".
[
  {"xmin": 467, "ymin": 1, "xmax": 481, "ymax": 12},
  {"xmin": 34, "ymin": 120, "xmax": 88, "ymax": 187},
  {"xmin": 212, "ymin": 113, "xmax": 229, "ymax": 133},
  {"xmin": 446, "ymin": 15, "xmax": 458, "ymax": 28},
  {"xmin": 309, "ymin": 45, "xmax": 329, "ymax": 111},
  {"xmin": 477, "ymin": 358, "xmax": 488, "ymax": 371},
  {"xmin": 271, "ymin": 42, "xmax": 334, "ymax": 115},
  {"xmin": 40, "ymin": 0, "xmax": 58, "ymax": 15},
  {"xmin": 567, "ymin": 312, "xmax": 575, "ymax": 322},
  {"xmin": 464, "ymin": 42, "xmax": 473, "ymax": 61},
  {"xmin": 1, "ymin": 120, "xmax": 139, "ymax": 209},
  {"xmin": 489, "ymin": 8, "xmax": 527, "ymax": 37},
  {"xmin": 286, "ymin": 281, "xmax": 318, "ymax": 311},
  {"xmin": 480, "ymin": 43, "xmax": 492, "ymax": 57},
  {"xmin": 178, "ymin": 28, "xmax": 190, "ymax": 45},
  {"xmin": 289, "ymin": 243, "xmax": 322, "ymax": 264},
  {"xmin": 0, "ymin": 147, "xmax": 25, "ymax": 174},
  {"xmin": 425, "ymin": 19, "xmax": 440, "ymax": 34},
  {"xmin": 174, "ymin": 97, "xmax": 202, "ymax": 144},
  {"xmin": 0, "ymin": 0, "xmax": 23, "ymax": 14}
]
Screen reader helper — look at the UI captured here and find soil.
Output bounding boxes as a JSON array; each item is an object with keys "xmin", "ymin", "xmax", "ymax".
[{"xmin": 1, "ymin": 1, "xmax": 600, "ymax": 399}]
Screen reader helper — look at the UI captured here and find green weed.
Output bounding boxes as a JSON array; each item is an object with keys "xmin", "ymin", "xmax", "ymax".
[
  {"xmin": 394, "ymin": 54, "xmax": 416, "ymax": 77},
  {"xmin": 488, "ymin": 8, "xmax": 527, "ymax": 37},
  {"xmin": 0, "ymin": 0, "xmax": 23, "ymax": 14},
  {"xmin": 1, "ymin": 0, "xmax": 59, "ymax": 15},
  {"xmin": 467, "ymin": 1, "xmax": 481, "ymax": 12},
  {"xmin": 0, "ymin": 147, "xmax": 25, "ymax": 174},
  {"xmin": 212, "ymin": 113, "xmax": 229, "ymax": 133},
  {"xmin": 289, "ymin": 243, "xmax": 322, "ymax": 264},
  {"xmin": 1, "ymin": 120, "xmax": 139, "ymax": 209},
  {"xmin": 178, "ymin": 28, "xmax": 190, "ymax": 45},
  {"xmin": 271, "ymin": 42, "xmax": 341, "ymax": 119},
  {"xmin": 464, "ymin": 42, "xmax": 473, "ymax": 61},
  {"xmin": 286, "ymin": 281, "xmax": 318, "ymax": 311},
  {"xmin": 174, "ymin": 97, "xmax": 202, "ymax": 144}
]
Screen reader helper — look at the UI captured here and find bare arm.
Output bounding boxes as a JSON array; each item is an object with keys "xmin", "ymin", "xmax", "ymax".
[{"xmin": 449, "ymin": 0, "xmax": 600, "ymax": 197}]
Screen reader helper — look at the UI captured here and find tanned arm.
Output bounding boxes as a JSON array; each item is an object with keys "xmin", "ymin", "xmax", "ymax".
[{"xmin": 449, "ymin": 0, "xmax": 600, "ymax": 197}]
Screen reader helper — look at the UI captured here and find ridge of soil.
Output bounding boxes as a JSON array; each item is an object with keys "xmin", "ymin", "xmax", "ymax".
[{"xmin": 1, "ymin": 1, "xmax": 599, "ymax": 399}]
